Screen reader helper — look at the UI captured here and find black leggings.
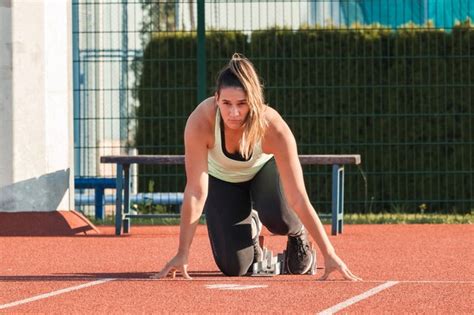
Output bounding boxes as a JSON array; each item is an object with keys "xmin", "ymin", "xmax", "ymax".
[{"xmin": 204, "ymin": 158, "xmax": 302, "ymax": 276}]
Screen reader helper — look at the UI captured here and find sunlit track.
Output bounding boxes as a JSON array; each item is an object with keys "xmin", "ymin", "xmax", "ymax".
[
  {"xmin": 140, "ymin": 278, "xmax": 474, "ymax": 286},
  {"xmin": 2, "ymin": 278, "xmax": 471, "ymax": 311},
  {"xmin": 318, "ymin": 281, "xmax": 399, "ymax": 315},
  {"xmin": 0, "ymin": 279, "xmax": 115, "ymax": 310},
  {"xmin": 2, "ymin": 276, "xmax": 473, "ymax": 284},
  {"xmin": 1, "ymin": 225, "xmax": 472, "ymax": 313}
]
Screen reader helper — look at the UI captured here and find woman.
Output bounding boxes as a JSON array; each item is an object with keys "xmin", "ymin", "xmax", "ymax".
[{"xmin": 156, "ymin": 53, "xmax": 361, "ymax": 280}]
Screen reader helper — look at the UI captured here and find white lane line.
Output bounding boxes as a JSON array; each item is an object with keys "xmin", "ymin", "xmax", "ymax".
[
  {"xmin": 205, "ymin": 284, "xmax": 267, "ymax": 291},
  {"xmin": 382, "ymin": 280, "xmax": 473, "ymax": 284},
  {"xmin": 314, "ymin": 280, "xmax": 474, "ymax": 284},
  {"xmin": 151, "ymin": 279, "xmax": 474, "ymax": 285},
  {"xmin": 0, "ymin": 278, "xmax": 115, "ymax": 310},
  {"xmin": 318, "ymin": 281, "xmax": 399, "ymax": 315}
]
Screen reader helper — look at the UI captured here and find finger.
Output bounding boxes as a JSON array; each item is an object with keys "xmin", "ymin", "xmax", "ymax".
[
  {"xmin": 343, "ymin": 267, "xmax": 361, "ymax": 280},
  {"xmin": 342, "ymin": 268, "xmax": 362, "ymax": 281},
  {"xmin": 343, "ymin": 271, "xmax": 357, "ymax": 281},
  {"xmin": 318, "ymin": 269, "xmax": 331, "ymax": 281},
  {"xmin": 171, "ymin": 269, "xmax": 177, "ymax": 279},
  {"xmin": 181, "ymin": 265, "xmax": 193, "ymax": 280},
  {"xmin": 151, "ymin": 264, "xmax": 173, "ymax": 279},
  {"xmin": 347, "ymin": 270, "xmax": 363, "ymax": 281}
]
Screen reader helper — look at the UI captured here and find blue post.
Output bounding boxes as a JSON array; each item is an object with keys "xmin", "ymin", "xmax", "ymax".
[
  {"xmin": 95, "ymin": 188, "xmax": 105, "ymax": 220},
  {"xmin": 115, "ymin": 164, "xmax": 124, "ymax": 235},
  {"xmin": 338, "ymin": 166, "xmax": 344, "ymax": 234},
  {"xmin": 331, "ymin": 165, "xmax": 344, "ymax": 235},
  {"xmin": 123, "ymin": 164, "xmax": 130, "ymax": 233},
  {"xmin": 74, "ymin": 177, "xmax": 116, "ymax": 220}
]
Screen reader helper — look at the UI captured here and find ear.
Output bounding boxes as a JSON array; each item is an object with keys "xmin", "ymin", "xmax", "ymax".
[{"xmin": 214, "ymin": 91, "xmax": 219, "ymax": 102}]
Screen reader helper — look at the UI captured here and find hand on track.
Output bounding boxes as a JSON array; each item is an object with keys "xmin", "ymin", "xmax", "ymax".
[
  {"xmin": 152, "ymin": 254, "xmax": 192, "ymax": 280},
  {"xmin": 319, "ymin": 253, "xmax": 362, "ymax": 281}
]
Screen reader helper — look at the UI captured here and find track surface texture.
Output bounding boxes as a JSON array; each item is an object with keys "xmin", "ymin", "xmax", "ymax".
[{"xmin": 1, "ymin": 224, "xmax": 473, "ymax": 314}]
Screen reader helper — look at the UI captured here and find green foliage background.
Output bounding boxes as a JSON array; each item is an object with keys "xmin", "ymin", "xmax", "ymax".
[{"xmin": 135, "ymin": 22, "xmax": 473, "ymax": 214}]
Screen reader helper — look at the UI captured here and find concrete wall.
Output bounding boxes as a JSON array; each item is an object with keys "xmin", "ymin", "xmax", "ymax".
[{"xmin": 0, "ymin": 0, "xmax": 74, "ymax": 212}]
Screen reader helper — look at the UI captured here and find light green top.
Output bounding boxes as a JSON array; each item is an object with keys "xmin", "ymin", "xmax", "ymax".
[{"xmin": 208, "ymin": 109, "xmax": 273, "ymax": 183}]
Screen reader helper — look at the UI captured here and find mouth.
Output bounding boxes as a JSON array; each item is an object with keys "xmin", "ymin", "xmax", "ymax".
[{"xmin": 226, "ymin": 120, "xmax": 244, "ymax": 128}]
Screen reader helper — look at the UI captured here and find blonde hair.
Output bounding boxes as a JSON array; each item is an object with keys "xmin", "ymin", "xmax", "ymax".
[{"xmin": 216, "ymin": 53, "xmax": 267, "ymax": 159}]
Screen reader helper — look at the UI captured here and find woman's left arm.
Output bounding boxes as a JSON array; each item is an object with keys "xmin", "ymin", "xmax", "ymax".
[{"xmin": 265, "ymin": 116, "xmax": 361, "ymax": 281}]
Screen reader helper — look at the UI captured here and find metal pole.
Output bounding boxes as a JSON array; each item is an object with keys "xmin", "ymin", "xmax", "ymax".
[
  {"xmin": 120, "ymin": 0, "xmax": 129, "ymax": 153},
  {"xmin": 197, "ymin": 0, "xmax": 206, "ymax": 103},
  {"xmin": 115, "ymin": 164, "xmax": 124, "ymax": 235},
  {"xmin": 123, "ymin": 164, "xmax": 131, "ymax": 233},
  {"xmin": 72, "ymin": 0, "xmax": 81, "ymax": 177},
  {"xmin": 95, "ymin": 1, "xmax": 103, "ymax": 175}
]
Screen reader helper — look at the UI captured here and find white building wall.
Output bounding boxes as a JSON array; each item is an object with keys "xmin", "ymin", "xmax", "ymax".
[
  {"xmin": 0, "ymin": 0, "xmax": 13, "ymax": 186},
  {"xmin": 0, "ymin": 0, "xmax": 73, "ymax": 212}
]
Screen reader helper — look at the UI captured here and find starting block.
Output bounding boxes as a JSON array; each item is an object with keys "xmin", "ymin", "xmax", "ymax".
[
  {"xmin": 251, "ymin": 247, "xmax": 282, "ymax": 276},
  {"xmin": 251, "ymin": 237, "xmax": 317, "ymax": 277}
]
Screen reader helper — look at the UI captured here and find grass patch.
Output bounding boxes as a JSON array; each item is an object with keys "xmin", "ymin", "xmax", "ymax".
[
  {"xmin": 87, "ymin": 212, "xmax": 472, "ymax": 226},
  {"xmin": 341, "ymin": 213, "xmax": 472, "ymax": 224},
  {"xmin": 88, "ymin": 216, "xmax": 206, "ymax": 226}
]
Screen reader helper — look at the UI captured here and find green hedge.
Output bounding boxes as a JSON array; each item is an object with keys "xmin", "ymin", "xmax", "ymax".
[{"xmin": 135, "ymin": 22, "xmax": 473, "ymax": 213}]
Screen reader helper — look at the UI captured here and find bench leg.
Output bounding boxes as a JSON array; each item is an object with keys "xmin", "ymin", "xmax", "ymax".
[
  {"xmin": 95, "ymin": 188, "xmax": 105, "ymax": 220},
  {"xmin": 123, "ymin": 164, "xmax": 131, "ymax": 234},
  {"xmin": 115, "ymin": 164, "xmax": 123, "ymax": 235},
  {"xmin": 331, "ymin": 164, "xmax": 344, "ymax": 235}
]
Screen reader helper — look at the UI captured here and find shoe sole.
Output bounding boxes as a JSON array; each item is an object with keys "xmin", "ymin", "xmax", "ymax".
[{"xmin": 285, "ymin": 248, "xmax": 314, "ymax": 275}]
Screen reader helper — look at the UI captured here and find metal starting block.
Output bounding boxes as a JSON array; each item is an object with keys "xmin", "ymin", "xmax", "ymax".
[
  {"xmin": 251, "ymin": 238, "xmax": 317, "ymax": 277},
  {"xmin": 251, "ymin": 247, "xmax": 282, "ymax": 277}
]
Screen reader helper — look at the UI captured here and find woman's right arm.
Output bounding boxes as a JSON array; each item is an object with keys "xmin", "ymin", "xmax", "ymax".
[
  {"xmin": 177, "ymin": 111, "xmax": 210, "ymax": 262},
  {"xmin": 154, "ymin": 105, "xmax": 211, "ymax": 279}
]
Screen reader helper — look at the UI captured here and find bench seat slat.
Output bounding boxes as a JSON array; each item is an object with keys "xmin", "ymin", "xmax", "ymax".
[{"xmin": 101, "ymin": 154, "xmax": 360, "ymax": 165}]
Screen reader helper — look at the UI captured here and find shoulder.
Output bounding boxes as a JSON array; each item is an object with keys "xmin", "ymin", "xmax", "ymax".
[
  {"xmin": 263, "ymin": 106, "xmax": 287, "ymax": 133},
  {"xmin": 185, "ymin": 97, "xmax": 216, "ymax": 147},
  {"xmin": 262, "ymin": 106, "xmax": 296, "ymax": 153},
  {"xmin": 187, "ymin": 96, "xmax": 216, "ymax": 126}
]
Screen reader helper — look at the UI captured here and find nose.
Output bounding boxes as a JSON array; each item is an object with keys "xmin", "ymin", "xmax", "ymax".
[{"xmin": 229, "ymin": 105, "xmax": 240, "ymax": 117}]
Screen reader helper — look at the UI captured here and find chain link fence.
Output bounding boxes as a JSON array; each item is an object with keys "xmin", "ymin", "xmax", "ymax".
[{"xmin": 73, "ymin": 1, "xmax": 473, "ymax": 217}]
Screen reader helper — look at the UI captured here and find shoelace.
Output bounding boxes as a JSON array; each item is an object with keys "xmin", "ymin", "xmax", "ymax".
[
  {"xmin": 252, "ymin": 238, "xmax": 262, "ymax": 262},
  {"xmin": 292, "ymin": 236, "xmax": 310, "ymax": 261}
]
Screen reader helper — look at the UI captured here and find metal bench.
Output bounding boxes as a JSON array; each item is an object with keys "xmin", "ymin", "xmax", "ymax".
[
  {"xmin": 74, "ymin": 177, "xmax": 116, "ymax": 220},
  {"xmin": 100, "ymin": 154, "xmax": 361, "ymax": 236}
]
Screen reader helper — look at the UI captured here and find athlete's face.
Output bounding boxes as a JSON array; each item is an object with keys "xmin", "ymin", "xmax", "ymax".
[{"xmin": 215, "ymin": 87, "xmax": 250, "ymax": 131}]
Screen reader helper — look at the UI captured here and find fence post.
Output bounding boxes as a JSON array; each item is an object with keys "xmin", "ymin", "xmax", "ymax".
[
  {"xmin": 197, "ymin": 0, "xmax": 206, "ymax": 103},
  {"xmin": 120, "ymin": 1, "xmax": 129, "ymax": 154},
  {"xmin": 72, "ymin": 0, "xmax": 81, "ymax": 177}
]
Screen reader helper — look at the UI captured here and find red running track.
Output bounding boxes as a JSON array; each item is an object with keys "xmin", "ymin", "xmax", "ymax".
[{"xmin": 1, "ymin": 224, "xmax": 473, "ymax": 314}]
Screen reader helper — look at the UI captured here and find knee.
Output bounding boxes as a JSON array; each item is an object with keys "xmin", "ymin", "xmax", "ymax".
[
  {"xmin": 217, "ymin": 259, "xmax": 250, "ymax": 277},
  {"xmin": 258, "ymin": 206, "xmax": 301, "ymax": 236},
  {"xmin": 263, "ymin": 221, "xmax": 290, "ymax": 236},
  {"xmin": 214, "ymin": 251, "xmax": 252, "ymax": 277}
]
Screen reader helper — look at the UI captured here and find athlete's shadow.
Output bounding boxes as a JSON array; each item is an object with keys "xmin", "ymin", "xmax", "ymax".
[
  {"xmin": 3, "ymin": 269, "xmax": 316, "ymax": 282},
  {"xmin": 68, "ymin": 271, "xmax": 226, "ymax": 280}
]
